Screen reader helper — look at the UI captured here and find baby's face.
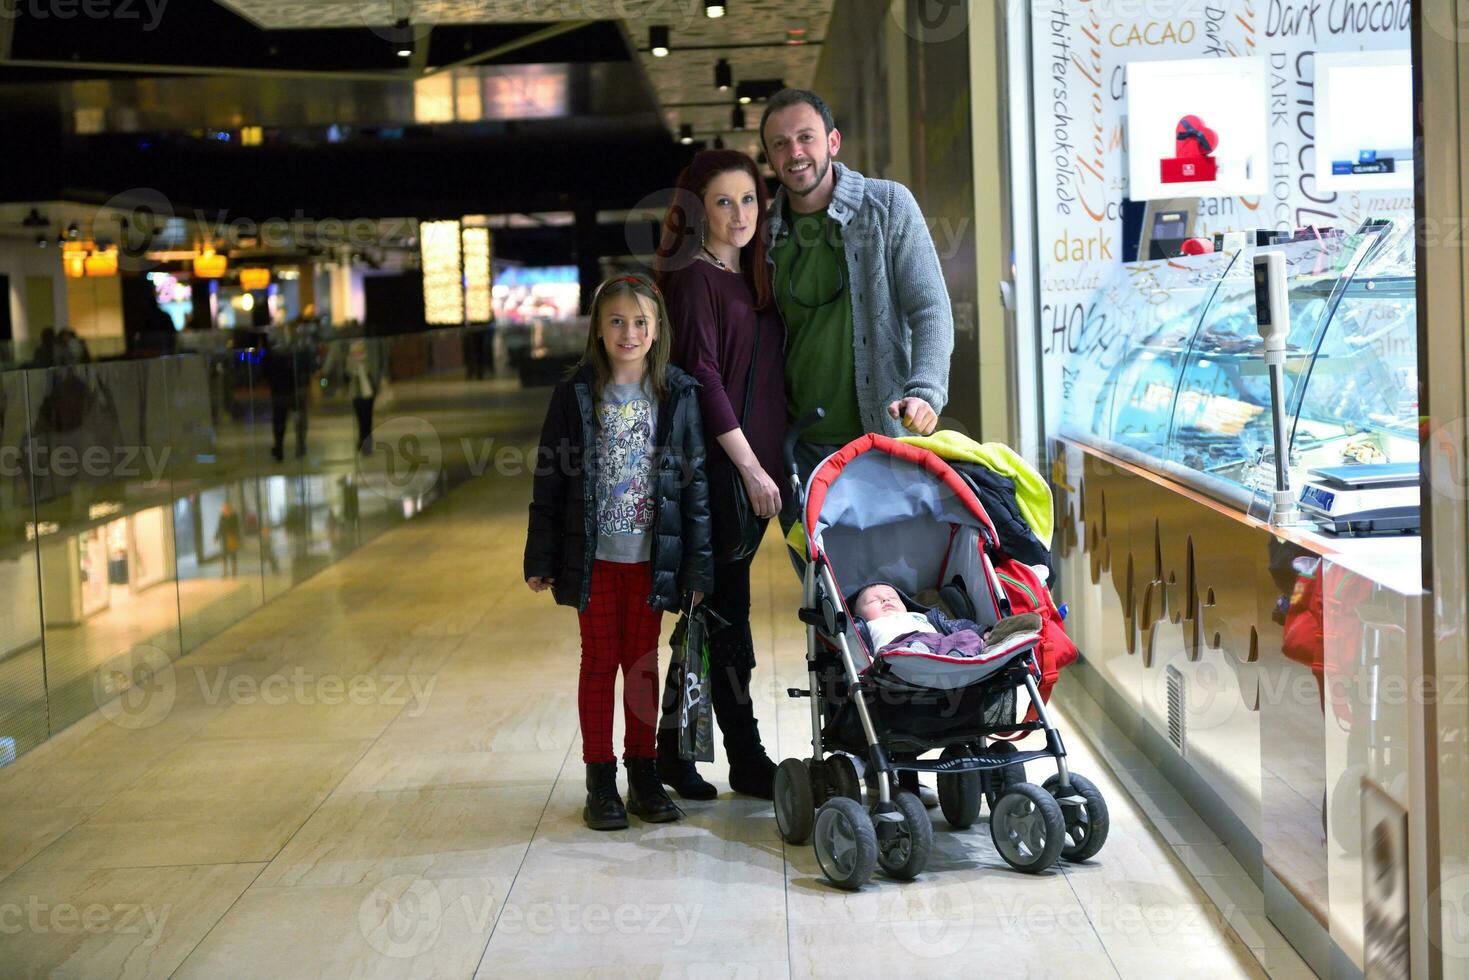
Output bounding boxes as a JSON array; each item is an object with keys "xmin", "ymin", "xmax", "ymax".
[{"xmin": 855, "ymin": 585, "xmax": 905, "ymax": 621}]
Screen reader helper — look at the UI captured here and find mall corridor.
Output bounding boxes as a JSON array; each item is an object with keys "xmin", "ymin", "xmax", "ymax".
[
  {"xmin": 5, "ymin": 0, "xmax": 1469, "ymax": 976},
  {"xmin": 0, "ymin": 452, "xmax": 1313, "ymax": 978}
]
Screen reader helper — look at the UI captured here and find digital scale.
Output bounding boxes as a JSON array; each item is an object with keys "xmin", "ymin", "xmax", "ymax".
[{"xmin": 1297, "ymin": 463, "xmax": 1420, "ymax": 536}]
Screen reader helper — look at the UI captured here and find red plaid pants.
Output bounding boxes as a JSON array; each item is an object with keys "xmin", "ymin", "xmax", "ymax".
[{"xmin": 577, "ymin": 560, "xmax": 663, "ymax": 764}]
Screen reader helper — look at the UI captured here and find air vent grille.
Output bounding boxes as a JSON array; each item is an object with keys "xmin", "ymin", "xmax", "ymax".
[{"xmin": 1166, "ymin": 666, "xmax": 1186, "ymax": 754}]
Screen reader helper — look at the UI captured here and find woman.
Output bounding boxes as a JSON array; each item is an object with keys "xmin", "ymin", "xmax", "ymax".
[
  {"xmin": 323, "ymin": 330, "xmax": 386, "ymax": 454},
  {"xmin": 654, "ymin": 149, "xmax": 787, "ymax": 800}
]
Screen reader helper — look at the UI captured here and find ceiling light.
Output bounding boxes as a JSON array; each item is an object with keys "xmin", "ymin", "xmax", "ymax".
[
  {"xmin": 84, "ymin": 249, "xmax": 118, "ymax": 277},
  {"xmin": 735, "ymin": 78, "xmax": 785, "ymax": 104},
  {"xmin": 714, "ymin": 58, "xmax": 732, "ymax": 91},
  {"xmin": 704, "ymin": 1, "xmax": 725, "ymax": 18},
  {"xmin": 193, "ymin": 247, "xmax": 228, "ymax": 278},
  {"xmin": 678, "ymin": 124, "xmax": 694, "ymax": 145},
  {"xmin": 649, "ymin": 25, "xmax": 670, "ymax": 57},
  {"xmin": 732, "ymin": 105, "xmax": 746, "ymax": 130},
  {"xmin": 239, "ymin": 267, "xmax": 271, "ymax": 291},
  {"xmin": 391, "ymin": 17, "xmax": 413, "ymax": 57}
]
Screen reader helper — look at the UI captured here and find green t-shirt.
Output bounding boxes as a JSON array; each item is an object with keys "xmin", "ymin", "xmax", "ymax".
[{"xmin": 771, "ymin": 208, "xmax": 862, "ymax": 444}]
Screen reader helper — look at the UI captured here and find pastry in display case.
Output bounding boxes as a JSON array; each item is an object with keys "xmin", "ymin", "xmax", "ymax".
[{"xmin": 1061, "ymin": 217, "xmax": 1418, "ymax": 524}]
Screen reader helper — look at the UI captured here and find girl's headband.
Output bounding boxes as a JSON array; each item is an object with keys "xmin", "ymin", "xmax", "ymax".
[{"xmin": 593, "ymin": 274, "xmax": 661, "ymax": 300}]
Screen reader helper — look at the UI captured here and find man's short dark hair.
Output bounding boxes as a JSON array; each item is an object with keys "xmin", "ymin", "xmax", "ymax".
[{"xmin": 759, "ymin": 88, "xmax": 836, "ymax": 148}]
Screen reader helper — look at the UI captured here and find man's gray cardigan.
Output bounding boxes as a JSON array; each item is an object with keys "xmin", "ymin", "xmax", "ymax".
[{"xmin": 767, "ymin": 161, "xmax": 955, "ymax": 439}]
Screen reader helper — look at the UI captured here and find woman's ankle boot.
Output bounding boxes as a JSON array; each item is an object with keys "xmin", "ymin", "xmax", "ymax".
[
  {"xmin": 624, "ymin": 757, "xmax": 681, "ymax": 822},
  {"xmin": 584, "ymin": 762, "xmax": 628, "ymax": 830},
  {"xmin": 656, "ymin": 730, "xmax": 717, "ymax": 800},
  {"xmin": 726, "ymin": 731, "xmax": 777, "ymax": 800},
  {"xmin": 714, "ymin": 663, "xmax": 777, "ymax": 800}
]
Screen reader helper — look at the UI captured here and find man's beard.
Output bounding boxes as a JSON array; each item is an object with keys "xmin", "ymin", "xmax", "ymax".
[{"xmin": 786, "ymin": 152, "xmax": 832, "ymax": 198}]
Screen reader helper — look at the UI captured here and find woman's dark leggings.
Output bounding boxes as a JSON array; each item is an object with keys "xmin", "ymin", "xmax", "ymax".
[{"xmin": 658, "ymin": 543, "xmax": 767, "ymax": 765}]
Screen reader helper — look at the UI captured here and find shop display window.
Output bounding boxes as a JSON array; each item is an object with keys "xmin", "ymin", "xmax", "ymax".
[{"xmin": 1064, "ymin": 218, "xmax": 1418, "ymax": 509}]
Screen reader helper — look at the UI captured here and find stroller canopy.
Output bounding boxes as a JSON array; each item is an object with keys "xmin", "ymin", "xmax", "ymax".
[{"xmin": 805, "ymin": 434, "xmax": 1000, "ymax": 600}]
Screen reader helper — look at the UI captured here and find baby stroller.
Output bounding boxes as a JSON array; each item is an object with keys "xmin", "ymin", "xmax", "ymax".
[{"xmin": 774, "ymin": 414, "xmax": 1109, "ymax": 889}]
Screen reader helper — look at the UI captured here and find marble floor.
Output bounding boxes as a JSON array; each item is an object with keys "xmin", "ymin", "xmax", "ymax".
[{"xmin": 0, "ymin": 466, "xmax": 1318, "ymax": 978}]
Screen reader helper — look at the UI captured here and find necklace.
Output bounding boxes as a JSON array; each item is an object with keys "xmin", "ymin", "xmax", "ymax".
[{"xmin": 701, "ymin": 246, "xmax": 735, "ymax": 272}]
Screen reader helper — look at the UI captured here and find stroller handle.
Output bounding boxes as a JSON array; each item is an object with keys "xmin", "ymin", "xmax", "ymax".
[{"xmin": 783, "ymin": 408, "xmax": 825, "ymax": 484}]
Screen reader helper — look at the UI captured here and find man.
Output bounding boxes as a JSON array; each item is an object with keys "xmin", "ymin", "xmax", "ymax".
[
  {"xmin": 762, "ymin": 88, "xmax": 955, "ymax": 807},
  {"xmin": 264, "ymin": 321, "xmax": 316, "ymax": 462},
  {"xmin": 761, "ymin": 87, "xmax": 953, "ymax": 479}
]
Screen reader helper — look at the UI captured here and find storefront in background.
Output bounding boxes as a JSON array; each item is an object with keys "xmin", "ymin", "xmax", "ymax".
[
  {"xmin": 38, "ymin": 505, "xmax": 176, "ymax": 627},
  {"xmin": 1006, "ymin": 2, "xmax": 1424, "ymax": 976}
]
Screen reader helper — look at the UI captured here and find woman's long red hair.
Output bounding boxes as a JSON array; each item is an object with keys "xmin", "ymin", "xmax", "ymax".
[{"xmin": 655, "ymin": 149, "xmax": 773, "ymax": 310}]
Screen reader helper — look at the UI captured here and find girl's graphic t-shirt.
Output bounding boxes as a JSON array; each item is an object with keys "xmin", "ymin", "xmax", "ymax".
[{"xmin": 594, "ymin": 381, "xmax": 658, "ymax": 563}]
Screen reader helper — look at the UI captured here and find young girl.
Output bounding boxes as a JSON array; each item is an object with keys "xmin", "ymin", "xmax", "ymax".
[{"xmin": 524, "ymin": 273, "xmax": 714, "ymax": 830}]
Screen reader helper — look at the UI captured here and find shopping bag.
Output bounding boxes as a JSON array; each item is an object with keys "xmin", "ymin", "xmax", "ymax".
[{"xmin": 675, "ymin": 606, "xmax": 718, "ymax": 763}]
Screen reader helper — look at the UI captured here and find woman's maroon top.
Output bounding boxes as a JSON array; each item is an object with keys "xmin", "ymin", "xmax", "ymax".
[{"xmin": 664, "ymin": 260, "xmax": 787, "ymax": 487}]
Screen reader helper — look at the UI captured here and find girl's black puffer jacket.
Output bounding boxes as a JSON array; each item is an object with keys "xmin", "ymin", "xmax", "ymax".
[{"xmin": 524, "ymin": 363, "xmax": 715, "ymax": 612}]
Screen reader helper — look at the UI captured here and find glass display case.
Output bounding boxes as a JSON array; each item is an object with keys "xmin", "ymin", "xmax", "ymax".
[{"xmin": 1061, "ymin": 218, "xmax": 1418, "ymax": 514}]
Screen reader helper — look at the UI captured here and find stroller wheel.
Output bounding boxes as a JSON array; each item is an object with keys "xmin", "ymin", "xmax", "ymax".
[
  {"xmin": 774, "ymin": 758, "xmax": 815, "ymax": 844},
  {"xmin": 813, "ymin": 797, "xmax": 878, "ymax": 890},
  {"xmin": 982, "ymin": 741, "xmax": 1027, "ymax": 811},
  {"xmin": 1042, "ymin": 774, "xmax": 1110, "ymax": 863},
  {"xmin": 989, "ymin": 783, "xmax": 1066, "ymax": 873},
  {"xmin": 876, "ymin": 791, "xmax": 933, "ymax": 880},
  {"xmin": 825, "ymin": 754, "xmax": 863, "ymax": 804},
  {"xmin": 937, "ymin": 746, "xmax": 982, "ymax": 829}
]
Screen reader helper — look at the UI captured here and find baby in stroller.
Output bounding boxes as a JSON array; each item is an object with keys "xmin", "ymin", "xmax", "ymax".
[
  {"xmin": 773, "ymin": 425, "xmax": 1108, "ymax": 890},
  {"xmin": 850, "ymin": 581, "xmax": 1043, "ymax": 666}
]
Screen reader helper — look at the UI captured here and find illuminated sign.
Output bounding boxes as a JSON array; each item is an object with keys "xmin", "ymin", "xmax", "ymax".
[
  {"xmin": 25, "ymin": 522, "xmax": 60, "ymax": 540},
  {"xmin": 462, "ymin": 227, "xmax": 493, "ymax": 323},
  {"xmin": 88, "ymin": 502, "xmax": 123, "ymax": 520},
  {"xmin": 421, "ymin": 220, "xmax": 464, "ymax": 325}
]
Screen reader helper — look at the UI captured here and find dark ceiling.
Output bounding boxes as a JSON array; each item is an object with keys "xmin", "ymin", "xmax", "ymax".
[
  {"xmin": 0, "ymin": 1, "xmax": 695, "ymax": 226},
  {"xmin": 1, "ymin": 2, "xmax": 633, "ymax": 80}
]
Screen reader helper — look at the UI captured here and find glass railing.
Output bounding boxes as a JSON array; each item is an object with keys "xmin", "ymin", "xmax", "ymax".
[
  {"xmin": 1, "ymin": 335, "xmax": 130, "ymax": 372},
  {"xmin": 0, "ymin": 322, "xmax": 525, "ymax": 764}
]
